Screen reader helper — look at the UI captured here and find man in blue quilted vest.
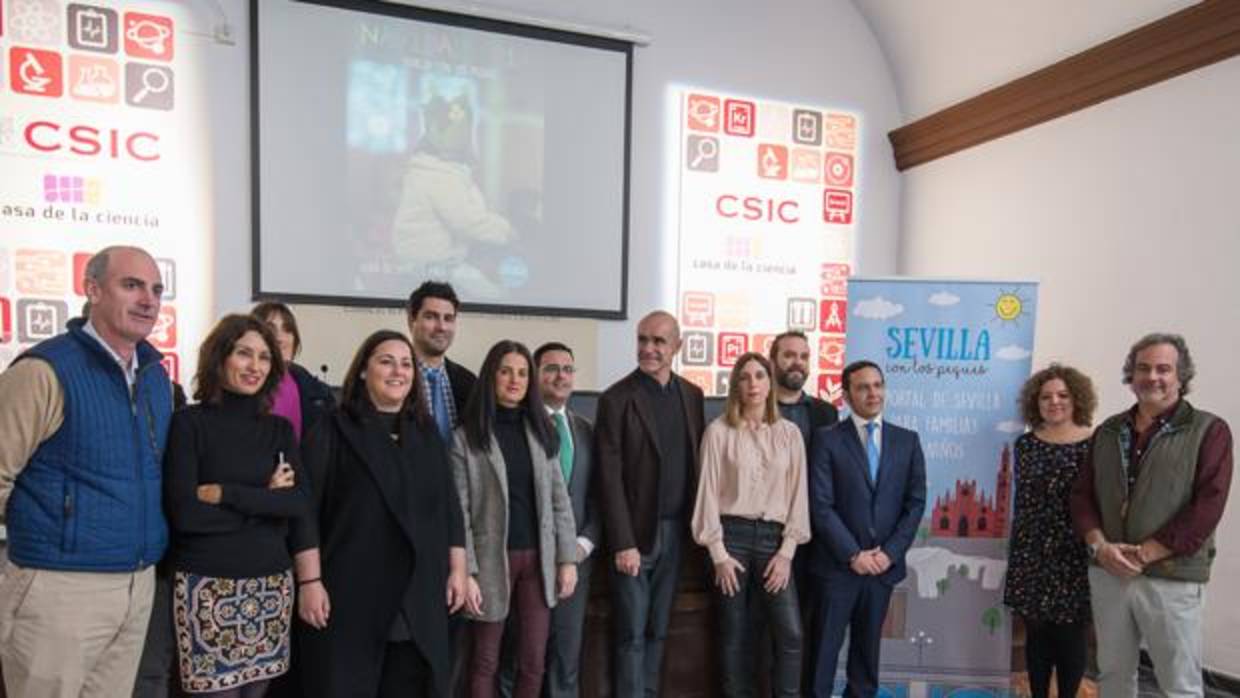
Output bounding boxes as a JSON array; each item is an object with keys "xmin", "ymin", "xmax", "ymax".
[{"xmin": 0, "ymin": 245, "xmax": 172, "ymax": 698}]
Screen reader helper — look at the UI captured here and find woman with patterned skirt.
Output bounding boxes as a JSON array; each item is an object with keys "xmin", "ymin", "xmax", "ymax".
[
  {"xmin": 1003, "ymin": 364, "xmax": 1097, "ymax": 698},
  {"xmin": 164, "ymin": 315, "xmax": 310, "ymax": 696}
]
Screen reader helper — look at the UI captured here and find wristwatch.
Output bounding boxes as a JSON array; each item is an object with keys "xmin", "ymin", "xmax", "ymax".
[{"xmin": 1087, "ymin": 541, "xmax": 1102, "ymax": 559}]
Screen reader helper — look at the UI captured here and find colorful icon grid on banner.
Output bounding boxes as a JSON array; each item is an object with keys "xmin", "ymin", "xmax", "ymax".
[
  {"xmin": 1, "ymin": 1, "xmax": 192, "ymax": 380},
  {"xmin": 677, "ymin": 89, "xmax": 858, "ymax": 399}
]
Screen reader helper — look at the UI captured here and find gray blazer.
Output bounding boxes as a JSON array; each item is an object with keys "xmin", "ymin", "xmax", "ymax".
[
  {"xmin": 562, "ymin": 409, "xmax": 601, "ymax": 549},
  {"xmin": 451, "ymin": 423, "xmax": 578, "ymax": 623}
]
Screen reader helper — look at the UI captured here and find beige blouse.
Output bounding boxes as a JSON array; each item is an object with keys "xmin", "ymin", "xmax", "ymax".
[{"xmin": 691, "ymin": 417, "xmax": 811, "ymax": 563}]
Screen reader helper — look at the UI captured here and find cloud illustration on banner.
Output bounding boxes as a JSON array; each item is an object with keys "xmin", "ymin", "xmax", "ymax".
[
  {"xmin": 996, "ymin": 420, "xmax": 1025, "ymax": 434},
  {"xmin": 928, "ymin": 291, "xmax": 960, "ymax": 306},
  {"xmin": 995, "ymin": 344, "xmax": 1032, "ymax": 361},
  {"xmin": 853, "ymin": 296, "xmax": 904, "ymax": 320}
]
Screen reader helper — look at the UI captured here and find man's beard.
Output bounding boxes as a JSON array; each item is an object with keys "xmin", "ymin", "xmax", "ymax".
[{"xmin": 777, "ymin": 369, "xmax": 806, "ymax": 392}]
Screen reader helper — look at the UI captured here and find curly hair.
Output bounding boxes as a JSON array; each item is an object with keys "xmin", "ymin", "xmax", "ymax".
[{"xmin": 1018, "ymin": 363, "xmax": 1097, "ymax": 428}]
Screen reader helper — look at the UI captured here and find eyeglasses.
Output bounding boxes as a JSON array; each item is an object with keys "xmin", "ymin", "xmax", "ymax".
[{"xmin": 540, "ymin": 364, "xmax": 576, "ymax": 375}]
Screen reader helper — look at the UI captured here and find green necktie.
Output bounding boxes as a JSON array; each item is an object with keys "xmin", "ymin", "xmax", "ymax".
[{"xmin": 553, "ymin": 411, "xmax": 574, "ymax": 483}]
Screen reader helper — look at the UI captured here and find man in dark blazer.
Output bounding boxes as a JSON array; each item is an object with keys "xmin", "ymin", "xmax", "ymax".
[
  {"xmin": 534, "ymin": 341, "xmax": 602, "ymax": 698},
  {"xmin": 769, "ymin": 329, "xmax": 839, "ymax": 691},
  {"xmin": 596, "ymin": 311, "xmax": 706, "ymax": 697},
  {"xmin": 406, "ymin": 280, "xmax": 477, "ymax": 697},
  {"xmin": 406, "ymin": 281, "xmax": 477, "ymax": 442},
  {"xmin": 771, "ymin": 330, "xmax": 839, "ymax": 450},
  {"xmin": 806, "ymin": 360, "xmax": 926, "ymax": 698}
]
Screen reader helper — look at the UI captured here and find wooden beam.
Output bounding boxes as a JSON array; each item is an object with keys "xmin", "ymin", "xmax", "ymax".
[{"xmin": 888, "ymin": 0, "xmax": 1240, "ymax": 171}]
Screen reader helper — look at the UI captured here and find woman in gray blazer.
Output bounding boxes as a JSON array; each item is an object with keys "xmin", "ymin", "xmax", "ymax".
[{"xmin": 451, "ymin": 340, "xmax": 578, "ymax": 698}]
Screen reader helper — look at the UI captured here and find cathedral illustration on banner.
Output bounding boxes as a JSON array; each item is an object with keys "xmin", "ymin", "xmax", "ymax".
[{"xmin": 929, "ymin": 443, "xmax": 1012, "ymax": 538}]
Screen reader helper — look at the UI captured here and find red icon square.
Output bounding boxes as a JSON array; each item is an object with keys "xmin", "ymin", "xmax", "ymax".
[
  {"xmin": 123, "ymin": 12, "xmax": 174, "ymax": 61},
  {"xmin": 825, "ymin": 113, "xmax": 857, "ymax": 150},
  {"xmin": 790, "ymin": 149, "xmax": 821, "ymax": 183},
  {"xmin": 820, "ymin": 263, "xmax": 851, "ymax": 297},
  {"xmin": 0, "ymin": 298, "xmax": 11, "ymax": 344},
  {"xmin": 681, "ymin": 369, "xmax": 713, "ymax": 395},
  {"xmin": 149, "ymin": 306, "xmax": 176, "ymax": 349},
  {"xmin": 824, "ymin": 152, "xmax": 854, "ymax": 188},
  {"xmin": 723, "ymin": 99, "xmax": 755, "ymax": 137},
  {"xmin": 752, "ymin": 334, "xmax": 776, "ymax": 357},
  {"xmin": 818, "ymin": 373, "xmax": 844, "ymax": 407},
  {"xmin": 687, "ymin": 94, "xmax": 720, "ymax": 132},
  {"xmin": 160, "ymin": 352, "xmax": 179, "ymax": 383},
  {"xmin": 823, "ymin": 189, "xmax": 854, "ymax": 225},
  {"xmin": 16, "ymin": 249, "xmax": 67, "ymax": 295},
  {"xmin": 757, "ymin": 144, "xmax": 788, "ymax": 180},
  {"xmin": 820, "ymin": 299, "xmax": 847, "ymax": 334},
  {"xmin": 682, "ymin": 292, "xmax": 715, "ymax": 328},
  {"xmin": 9, "ymin": 47, "xmax": 63, "ymax": 97},
  {"xmin": 717, "ymin": 333, "xmax": 749, "ymax": 367},
  {"xmin": 818, "ymin": 337, "xmax": 845, "ymax": 371},
  {"xmin": 73, "ymin": 252, "xmax": 92, "ymax": 296},
  {"xmin": 68, "ymin": 54, "xmax": 120, "ymax": 103}
]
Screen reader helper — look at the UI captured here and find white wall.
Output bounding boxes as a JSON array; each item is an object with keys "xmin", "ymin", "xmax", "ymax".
[
  {"xmin": 851, "ymin": 0, "xmax": 1196, "ymax": 120},
  {"xmin": 899, "ymin": 56, "xmax": 1240, "ymax": 675},
  {"xmin": 202, "ymin": 0, "xmax": 904, "ymax": 388}
]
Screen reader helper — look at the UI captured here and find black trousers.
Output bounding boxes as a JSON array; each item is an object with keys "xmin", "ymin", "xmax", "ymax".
[
  {"xmin": 715, "ymin": 518, "xmax": 803, "ymax": 698},
  {"xmin": 1023, "ymin": 617, "xmax": 1087, "ymax": 698},
  {"xmin": 379, "ymin": 640, "xmax": 435, "ymax": 698},
  {"xmin": 610, "ymin": 519, "xmax": 684, "ymax": 698},
  {"xmin": 132, "ymin": 565, "xmax": 175, "ymax": 698}
]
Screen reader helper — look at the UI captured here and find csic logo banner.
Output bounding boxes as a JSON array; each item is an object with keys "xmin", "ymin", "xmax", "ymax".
[
  {"xmin": 676, "ymin": 88, "xmax": 858, "ymax": 399},
  {"xmin": 0, "ymin": 0, "xmax": 209, "ymax": 380}
]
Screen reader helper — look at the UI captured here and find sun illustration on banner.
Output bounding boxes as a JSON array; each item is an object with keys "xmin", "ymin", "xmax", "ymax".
[{"xmin": 989, "ymin": 289, "xmax": 1029, "ymax": 325}]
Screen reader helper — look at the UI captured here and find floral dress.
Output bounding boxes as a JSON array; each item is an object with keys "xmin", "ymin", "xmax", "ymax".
[{"xmin": 1002, "ymin": 433, "xmax": 1091, "ymax": 624}]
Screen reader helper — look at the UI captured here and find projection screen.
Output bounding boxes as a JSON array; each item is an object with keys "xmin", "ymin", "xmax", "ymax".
[{"xmin": 253, "ymin": 0, "xmax": 632, "ymax": 317}]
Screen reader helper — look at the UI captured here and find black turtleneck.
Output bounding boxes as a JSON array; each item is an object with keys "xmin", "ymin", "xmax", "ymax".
[
  {"xmin": 495, "ymin": 405, "xmax": 538, "ymax": 550},
  {"xmin": 164, "ymin": 390, "xmax": 308, "ymax": 578}
]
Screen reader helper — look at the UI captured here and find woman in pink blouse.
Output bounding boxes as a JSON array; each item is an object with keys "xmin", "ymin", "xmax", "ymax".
[{"xmin": 692, "ymin": 352, "xmax": 810, "ymax": 698}]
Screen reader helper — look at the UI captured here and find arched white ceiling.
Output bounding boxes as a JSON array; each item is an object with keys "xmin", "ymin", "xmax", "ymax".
[{"xmin": 850, "ymin": 0, "xmax": 1198, "ymax": 122}]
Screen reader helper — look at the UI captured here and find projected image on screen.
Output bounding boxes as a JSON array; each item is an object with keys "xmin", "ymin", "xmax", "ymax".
[{"xmin": 255, "ymin": 0, "xmax": 630, "ymax": 316}]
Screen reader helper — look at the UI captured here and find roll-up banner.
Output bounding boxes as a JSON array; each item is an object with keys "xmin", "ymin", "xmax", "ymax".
[{"xmin": 844, "ymin": 278, "xmax": 1038, "ymax": 697}]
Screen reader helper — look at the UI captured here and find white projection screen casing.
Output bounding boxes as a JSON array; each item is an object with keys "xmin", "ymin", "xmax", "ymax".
[{"xmin": 253, "ymin": 0, "xmax": 632, "ymax": 317}]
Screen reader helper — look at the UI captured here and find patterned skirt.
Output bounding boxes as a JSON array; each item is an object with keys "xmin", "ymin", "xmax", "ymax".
[{"xmin": 173, "ymin": 570, "xmax": 293, "ymax": 693}]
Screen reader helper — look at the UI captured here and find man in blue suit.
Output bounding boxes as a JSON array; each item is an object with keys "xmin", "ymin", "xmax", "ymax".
[{"xmin": 806, "ymin": 360, "xmax": 926, "ymax": 697}]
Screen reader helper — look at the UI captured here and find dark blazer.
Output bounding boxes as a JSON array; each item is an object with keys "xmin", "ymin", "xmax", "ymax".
[
  {"xmin": 595, "ymin": 370, "xmax": 706, "ymax": 554},
  {"xmin": 806, "ymin": 394, "xmax": 840, "ymax": 433},
  {"xmin": 807, "ymin": 418, "xmax": 926, "ymax": 585},
  {"xmin": 445, "ymin": 357, "xmax": 477, "ymax": 416},
  {"xmin": 288, "ymin": 362, "xmax": 336, "ymax": 435},
  {"xmin": 291, "ymin": 408, "xmax": 464, "ymax": 698},
  {"xmin": 562, "ymin": 410, "xmax": 601, "ymax": 546}
]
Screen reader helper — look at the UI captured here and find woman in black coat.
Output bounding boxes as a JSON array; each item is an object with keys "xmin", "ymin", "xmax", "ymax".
[{"xmin": 289, "ymin": 330, "xmax": 476, "ymax": 697}]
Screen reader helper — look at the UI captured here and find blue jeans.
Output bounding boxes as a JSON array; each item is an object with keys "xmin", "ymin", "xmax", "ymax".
[{"xmin": 610, "ymin": 519, "xmax": 683, "ymax": 697}]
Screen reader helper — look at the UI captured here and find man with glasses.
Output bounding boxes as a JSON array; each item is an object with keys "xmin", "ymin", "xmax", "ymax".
[{"xmin": 534, "ymin": 342, "xmax": 600, "ymax": 698}]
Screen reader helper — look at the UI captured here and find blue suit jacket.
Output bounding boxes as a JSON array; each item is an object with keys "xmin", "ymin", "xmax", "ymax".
[{"xmin": 807, "ymin": 418, "xmax": 926, "ymax": 585}]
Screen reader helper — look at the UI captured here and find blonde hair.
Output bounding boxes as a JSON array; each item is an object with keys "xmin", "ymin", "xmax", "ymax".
[{"xmin": 724, "ymin": 353, "xmax": 779, "ymax": 427}]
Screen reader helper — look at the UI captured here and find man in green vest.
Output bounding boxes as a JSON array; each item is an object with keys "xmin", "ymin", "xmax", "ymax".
[{"xmin": 1071, "ymin": 333, "xmax": 1233, "ymax": 697}]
